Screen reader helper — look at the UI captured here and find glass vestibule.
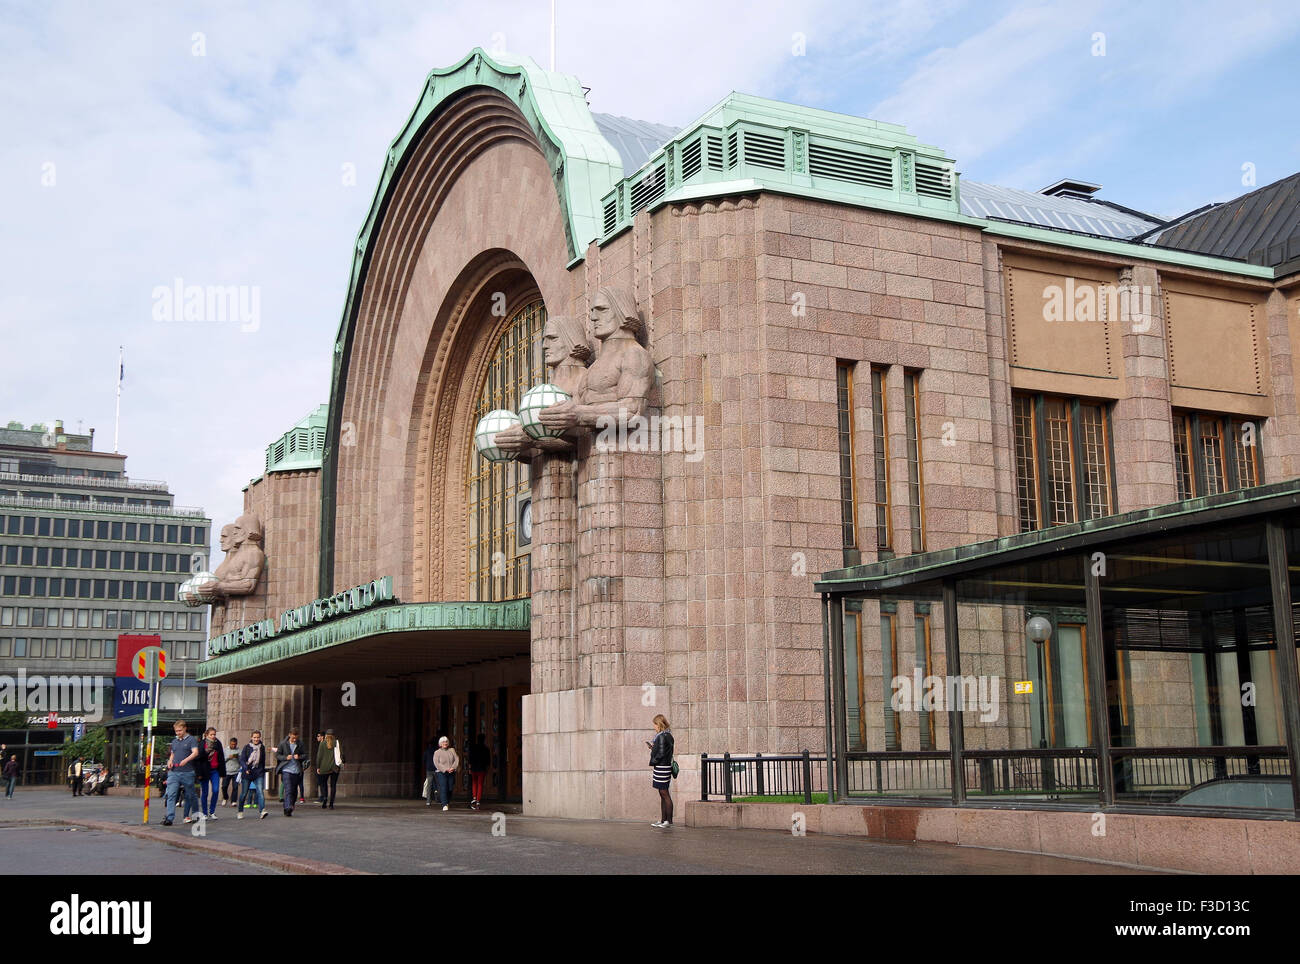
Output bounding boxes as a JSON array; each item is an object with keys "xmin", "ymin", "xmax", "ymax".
[{"xmin": 831, "ymin": 510, "xmax": 1300, "ymax": 813}]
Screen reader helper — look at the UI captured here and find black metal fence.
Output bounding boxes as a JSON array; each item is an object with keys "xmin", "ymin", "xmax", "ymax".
[
  {"xmin": 701, "ymin": 745, "xmax": 1295, "ymax": 810},
  {"xmin": 700, "ymin": 751, "xmax": 826, "ymax": 803}
]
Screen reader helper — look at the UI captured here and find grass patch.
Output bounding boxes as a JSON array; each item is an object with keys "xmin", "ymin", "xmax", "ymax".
[{"xmin": 729, "ymin": 793, "xmax": 828, "ymax": 805}]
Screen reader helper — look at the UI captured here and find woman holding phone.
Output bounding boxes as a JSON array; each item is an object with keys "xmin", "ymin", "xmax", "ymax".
[{"xmin": 646, "ymin": 714, "xmax": 674, "ymax": 829}]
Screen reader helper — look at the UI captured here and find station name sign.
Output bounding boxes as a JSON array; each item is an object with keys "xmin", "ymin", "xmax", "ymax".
[{"xmin": 206, "ymin": 576, "xmax": 394, "ymax": 657}]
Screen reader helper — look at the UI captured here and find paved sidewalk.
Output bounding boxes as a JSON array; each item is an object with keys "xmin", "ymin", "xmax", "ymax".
[{"xmin": 0, "ymin": 792, "xmax": 1154, "ymax": 875}]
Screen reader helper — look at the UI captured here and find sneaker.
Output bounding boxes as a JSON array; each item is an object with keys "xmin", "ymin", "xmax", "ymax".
[
  {"xmin": 259, "ymin": 811, "xmax": 267, "ymax": 820},
  {"xmin": 442, "ymin": 805, "xmax": 448, "ymax": 811},
  {"xmin": 237, "ymin": 813, "xmax": 244, "ymax": 820},
  {"xmin": 208, "ymin": 814, "xmax": 217, "ymax": 821},
  {"xmin": 284, "ymin": 810, "xmax": 293, "ymax": 817},
  {"xmin": 426, "ymin": 800, "xmax": 431, "ymax": 807},
  {"xmin": 161, "ymin": 819, "xmax": 173, "ymax": 826},
  {"xmin": 182, "ymin": 817, "xmax": 193, "ymax": 824},
  {"xmin": 651, "ymin": 820, "xmax": 665, "ymax": 828}
]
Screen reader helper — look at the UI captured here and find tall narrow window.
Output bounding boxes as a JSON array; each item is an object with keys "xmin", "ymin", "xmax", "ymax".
[
  {"xmin": 1014, "ymin": 395, "xmax": 1039, "ymax": 531},
  {"xmin": 882, "ymin": 607, "xmax": 901, "ymax": 751},
  {"xmin": 1013, "ymin": 394, "xmax": 1114, "ymax": 531},
  {"xmin": 1173, "ymin": 412, "xmax": 1263, "ymax": 500},
  {"xmin": 835, "ymin": 362, "xmax": 857, "ymax": 551},
  {"xmin": 903, "ymin": 370, "xmax": 924, "ymax": 552},
  {"xmin": 870, "ymin": 367, "xmax": 891, "ymax": 555},
  {"xmin": 467, "ymin": 300, "xmax": 544, "ymax": 601},
  {"xmin": 915, "ymin": 607, "xmax": 935, "ymax": 750}
]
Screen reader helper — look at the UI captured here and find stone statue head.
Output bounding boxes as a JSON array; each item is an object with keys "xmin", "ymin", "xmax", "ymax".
[
  {"xmin": 542, "ymin": 315, "xmax": 594, "ymax": 368},
  {"xmin": 590, "ymin": 286, "xmax": 646, "ymax": 346},
  {"xmin": 219, "ymin": 524, "xmax": 238, "ymax": 552},
  {"xmin": 235, "ymin": 512, "xmax": 264, "ymax": 546}
]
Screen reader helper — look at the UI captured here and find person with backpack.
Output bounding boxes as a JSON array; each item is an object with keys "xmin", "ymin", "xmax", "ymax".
[
  {"xmin": 196, "ymin": 728, "xmax": 224, "ymax": 820},
  {"xmin": 236, "ymin": 731, "xmax": 268, "ymax": 820},
  {"xmin": 646, "ymin": 714, "xmax": 675, "ymax": 829},
  {"xmin": 316, "ymin": 730, "xmax": 343, "ymax": 809}
]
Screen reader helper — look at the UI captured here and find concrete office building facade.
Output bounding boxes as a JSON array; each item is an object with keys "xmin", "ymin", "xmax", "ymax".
[
  {"xmin": 199, "ymin": 48, "xmax": 1300, "ymax": 820},
  {"xmin": 0, "ymin": 421, "xmax": 211, "ymax": 781}
]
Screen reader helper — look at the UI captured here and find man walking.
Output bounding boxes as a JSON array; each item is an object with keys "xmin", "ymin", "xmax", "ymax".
[
  {"xmin": 162, "ymin": 719, "xmax": 200, "ymax": 826},
  {"xmin": 68, "ymin": 757, "xmax": 84, "ymax": 796},
  {"xmin": 276, "ymin": 728, "xmax": 307, "ymax": 817}
]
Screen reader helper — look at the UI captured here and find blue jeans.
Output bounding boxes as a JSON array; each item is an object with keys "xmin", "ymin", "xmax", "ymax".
[
  {"xmin": 239, "ymin": 776, "xmax": 264, "ymax": 812},
  {"xmin": 5, "ymin": 776, "xmax": 14, "ymax": 797},
  {"xmin": 434, "ymin": 771, "xmax": 453, "ymax": 806},
  {"xmin": 199, "ymin": 771, "xmax": 221, "ymax": 815},
  {"xmin": 164, "ymin": 769, "xmax": 200, "ymax": 822},
  {"xmin": 281, "ymin": 770, "xmax": 301, "ymax": 812}
]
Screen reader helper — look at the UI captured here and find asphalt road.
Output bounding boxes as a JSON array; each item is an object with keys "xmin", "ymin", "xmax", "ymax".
[{"xmin": 0, "ymin": 789, "xmax": 1149, "ymax": 875}]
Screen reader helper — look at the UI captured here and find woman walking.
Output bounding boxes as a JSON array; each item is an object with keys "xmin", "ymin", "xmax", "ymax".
[
  {"xmin": 646, "ymin": 714, "xmax": 674, "ymax": 829},
  {"xmin": 316, "ymin": 730, "xmax": 343, "ymax": 809},
  {"xmin": 236, "ymin": 731, "xmax": 268, "ymax": 820},
  {"xmin": 432, "ymin": 736, "xmax": 459, "ymax": 812},
  {"xmin": 221, "ymin": 737, "xmax": 240, "ymax": 807},
  {"xmin": 197, "ymin": 728, "xmax": 225, "ymax": 819}
]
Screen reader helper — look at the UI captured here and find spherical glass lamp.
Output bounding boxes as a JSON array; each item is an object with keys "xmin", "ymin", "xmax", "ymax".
[
  {"xmin": 1025, "ymin": 615, "xmax": 1053, "ymax": 643},
  {"xmin": 180, "ymin": 571, "xmax": 218, "ymax": 608},
  {"xmin": 518, "ymin": 383, "xmax": 572, "ymax": 439},
  {"xmin": 474, "ymin": 410, "xmax": 521, "ymax": 462}
]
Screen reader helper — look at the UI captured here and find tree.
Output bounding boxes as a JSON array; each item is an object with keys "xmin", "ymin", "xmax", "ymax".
[{"xmin": 60, "ymin": 726, "xmax": 107, "ymax": 763}]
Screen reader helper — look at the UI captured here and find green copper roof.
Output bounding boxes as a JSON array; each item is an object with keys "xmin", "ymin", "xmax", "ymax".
[
  {"xmin": 264, "ymin": 404, "xmax": 328, "ymax": 475},
  {"xmin": 597, "ymin": 91, "xmax": 960, "ymax": 240},
  {"xmin": 197, "ymin": 598, "xmax": 530, "ymax": 681}
]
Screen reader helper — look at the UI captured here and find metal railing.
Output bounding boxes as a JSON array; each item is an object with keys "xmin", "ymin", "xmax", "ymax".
[
  {"xmin": 0, "ymin": 495, "xmax": 206, "ymax": 519},
  {"xmin": 0, "ymin": 472, "xmax": 169, "ymax": 493},
  {"xmin": 1112, "ymin": 745, "xmax": 1291, "ymax": 801},
  {"xmin": 700, "ymin": 751, "xmax": 826, "ymax": 803}
]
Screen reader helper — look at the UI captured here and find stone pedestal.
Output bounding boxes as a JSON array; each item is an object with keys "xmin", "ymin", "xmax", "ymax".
[{"xmin": 522, "ymin": 684, "xmax": 673, "ymax": 820}]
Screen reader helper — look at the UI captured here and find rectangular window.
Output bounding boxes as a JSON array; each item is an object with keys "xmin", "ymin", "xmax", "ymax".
[
  {"xmin": 916, "ymin": 607, "xmax": 936, "ymax": 749},
  {"xmin": 166, "ymin": 525, "xmax": 178, "ymax": 544},
  {"xmin": 75, "ymin": 639, "xmax": 86, "ymax": 658},
  {"xmin": 60, "ymin": 639, "xmax": 71, "ymax": 658},
  {"xmin": 882, "ymin": 608, "xmax": 901, "ymax": 751},
  {"xmin": 148, "ymin": 611, "xmax": 160, "ymax": 630},
  {"xmin": 37, "ymin": 517, "xmax": 50, "ymax": 537},
  {"xmin": 96, "ymin": 521, "xmax": 108, "ymax": 539},
  {"xmin": 111, "ymin": 522, "xmax": 123, "ymax": 540},
  {"xmin": 153, "ymin": 525, "xmax": 164, "ymax": 543},
  {"xmin": 194, "ymin": 526, "xmax": 206, "ymax": 544},
  {"xmin": 125, "ymin": 523, "xmax": 136, "ymax": 541},
  {"xmin": 903, "ymin": 370, "xmax": 925, "ymax": 552},
  {"xmin": 835, "ymin": 362, "xmax": 858, "ymax": 550},
  {"xmin": 53, "ymin": 518, "xmax": 65, "ymax": 538},
  {"xmin": 67, "ymin": 519, "xmax": 80, "ymax": 539},
  {"xmin": 1013, "ymin": 394, "xmax": 1114, "ymax": 531},
  {"xmin": 35, "ymin": 547, "xmax": 48, "ymax": 566},
  {"xmin": 106, "ymin": 612, "xmax": 117, "ymax": 629},
  {"xmin": 181, "ymin": 526, "xmax": 192, "ymax": 544},
  {"xmin": 3, "ymin": 546, "xmax": 14, "ymax": 565},
  {"xmin": 162, "ymin": 612, "xmax": 173, "ymax": 630},
  {"xmin": 1173, "ymin": 412, "xmax": 1263, "ymax": 499},
  {"xmin": 51, "ymin": 547, "xmax": 63, "ymax": 567},
  {"xmin": 870, "ymin": 367, "xmax": 891, "ymax": 555},
  {"xmin": 22, "ymin": 516, "xmax": 35, "ymax": 535},
  {"xmin": 20, "ymin": 546, "xmax": 33, "ymax": 566}
]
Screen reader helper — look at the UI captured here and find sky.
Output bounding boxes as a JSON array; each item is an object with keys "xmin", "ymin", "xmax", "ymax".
[{"xmin": 2, "ymin": 0, "xmax": 1297, "ymax": 569}]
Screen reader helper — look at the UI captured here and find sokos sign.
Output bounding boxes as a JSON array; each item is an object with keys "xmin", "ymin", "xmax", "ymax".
[{"xmin": 206, "ymin": 577, "xmax": 394, "ymax": 658}]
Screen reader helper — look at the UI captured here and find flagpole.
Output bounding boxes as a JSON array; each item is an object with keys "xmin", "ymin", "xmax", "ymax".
[{"xmin": 114, "ymin": 346, "xmax": 123, "ymax": 453}]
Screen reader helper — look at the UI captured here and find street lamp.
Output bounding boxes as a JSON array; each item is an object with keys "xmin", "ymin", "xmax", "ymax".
[{"xmin": 1026, "ymin": 616, "xmax": 1053, "ymax": 749}]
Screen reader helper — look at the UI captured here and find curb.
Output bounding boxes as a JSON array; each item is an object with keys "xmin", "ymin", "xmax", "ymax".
[{"xmin": 10, "ymin": 817, "xmax": 372, "ymax": 875}]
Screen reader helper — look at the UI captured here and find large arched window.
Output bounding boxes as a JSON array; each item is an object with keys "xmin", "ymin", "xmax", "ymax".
[{"xmin": 467, "ymin": 300, "xmax": 545, "ymax": 600}]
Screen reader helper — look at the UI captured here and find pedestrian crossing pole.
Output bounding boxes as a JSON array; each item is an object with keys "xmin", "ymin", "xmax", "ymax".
[{"xmin": 137, "ymin": 646, "xmax": 166, "ymax": 824}]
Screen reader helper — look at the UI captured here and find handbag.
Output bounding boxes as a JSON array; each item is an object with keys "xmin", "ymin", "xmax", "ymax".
[{"xmin": 670, "ymin": 760, "xmax": 679, "ymax": 780}]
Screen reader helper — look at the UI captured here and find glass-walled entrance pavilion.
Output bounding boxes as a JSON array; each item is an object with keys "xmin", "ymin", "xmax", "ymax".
[{"xmin": 815, "ymin": 480, "xmax": 1300, "ymax": 818}]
